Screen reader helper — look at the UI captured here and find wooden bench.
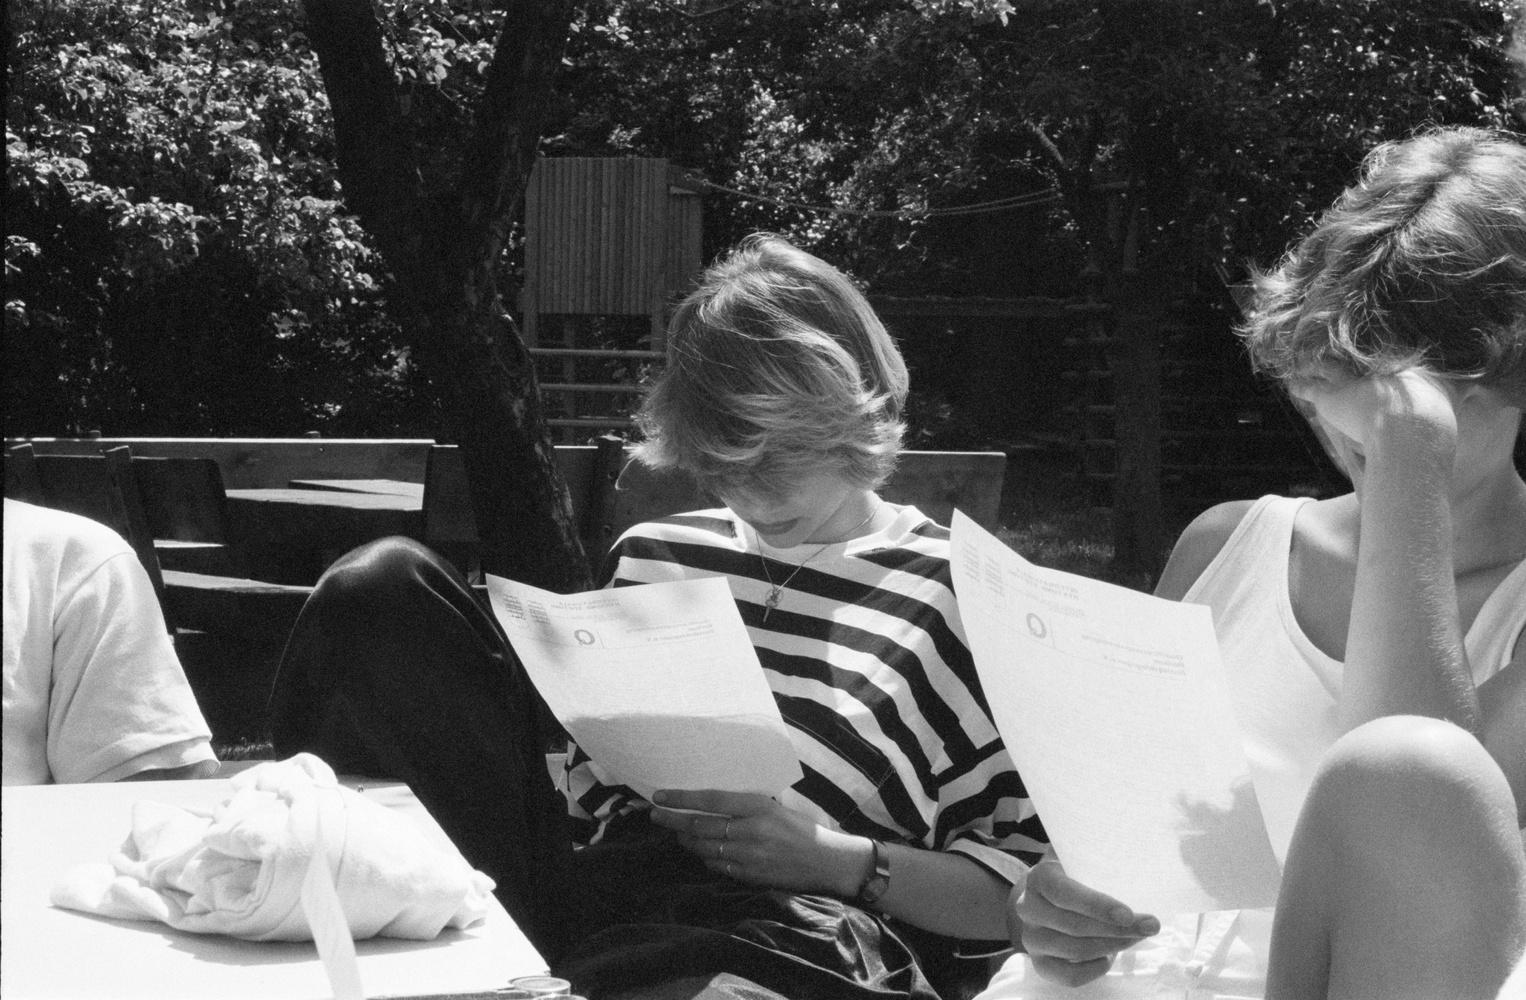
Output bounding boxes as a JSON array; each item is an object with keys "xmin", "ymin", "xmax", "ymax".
[
  {"xmin": 420, "ymin": 439, "xmax": 1007, "ymax": 577},
  {"xmin": 4, "ymin": 447, "xmax": 315, "ymax": 636},
  {"xmin": 8, "ymin": 437, "xmax": 439, "ymax": 488},
  {"xmin": 13, "ymin": 438, "xmax": 1009, "ymax": 573},
  {"xmin": 9, "ymin": 438, "xmax": 1008, "ymax": 745},
  {"xmin": 5, "ymin": 444, "xmax": 167, "ymax": 605},
  {"xmin": 4, "ymin": 446, "xmax": 312, "ymax": 743}
]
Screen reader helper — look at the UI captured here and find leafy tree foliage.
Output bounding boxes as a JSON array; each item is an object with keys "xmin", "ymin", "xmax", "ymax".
[
  {"xmin": 539, "ymin": 0, "xmax": 1516, "ymax": 575},
  {"xmin": 6, "ymin": 0, "xmax": 1517, "ymax": 576},
  {"xmin": 5, "ymin": 0, "xmax": 442, "ymax": 436},
  {"xmin": 10, "ymin": 0, "xmax": 1515, "ymax": 436},
  {"xmin": 552, "ymin": 0, "xmax": 1518, "ymax": 293}
]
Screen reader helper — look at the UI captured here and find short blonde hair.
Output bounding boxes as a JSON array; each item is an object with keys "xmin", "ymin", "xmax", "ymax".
[
  {"xmin": 634, "ymin": 234, "xmax": 908, "ymax": 496},
  {"xmin": 1240, "ymin": 126, "xmax": 1526, "ymax": 403}
]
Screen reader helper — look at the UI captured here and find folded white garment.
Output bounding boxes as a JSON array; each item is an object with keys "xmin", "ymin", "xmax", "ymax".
[{"xmin": 51, "ymin": 754, "xmax": 496, "ymax": 942}]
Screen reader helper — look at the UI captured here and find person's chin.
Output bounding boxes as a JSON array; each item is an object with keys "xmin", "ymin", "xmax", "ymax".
[{"xmin": 752, "ymin": 519, "xmax": 807, "ymax": 545}]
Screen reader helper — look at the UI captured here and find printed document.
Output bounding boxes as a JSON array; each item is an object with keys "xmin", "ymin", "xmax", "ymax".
[
  {"xmin": 487, "ymin": 575, "xmax": 802, "ymax": 801},
  {"xmin": 950, "ymin": 511, "xmax": 1282, "ymax": 916}
]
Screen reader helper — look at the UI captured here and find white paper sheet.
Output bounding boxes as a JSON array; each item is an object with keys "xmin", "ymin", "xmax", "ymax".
[
  {"xmin": 950, "ymin": 511, "xmax": 1282, "ymax": 916},
  {"xmin": 487, "ymin": 575, "xmax": 803, "ymax": 801}
]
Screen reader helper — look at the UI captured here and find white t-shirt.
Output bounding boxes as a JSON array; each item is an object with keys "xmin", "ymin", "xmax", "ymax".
[
  {"xmin": 3, "ymin": 499, "xmax": 216, "ymax": 784},
  {"xmin": 977, "ymin": 496, "xmax": 1526, "ymax": 999}
]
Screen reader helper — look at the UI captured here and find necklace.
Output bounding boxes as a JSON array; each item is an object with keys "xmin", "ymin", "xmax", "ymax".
[{"xmin": 758, "ymin": 502, "xmax": 882, "ymax": 622}]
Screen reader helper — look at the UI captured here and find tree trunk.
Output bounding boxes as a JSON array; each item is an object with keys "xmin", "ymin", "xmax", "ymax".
[
  {"xmin": 1105, "ymin": 296, "xmax": 1165, "ymax": 584},
  {"xmin": 301, "ymin": 0, "xmax": 590, "ymax": 592},
  {"xmin": 1068, "ymin": 162, "xmax": 1166, "ymax": 585}
]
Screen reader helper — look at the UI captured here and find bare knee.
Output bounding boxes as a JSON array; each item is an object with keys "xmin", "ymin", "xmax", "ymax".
[
  {"xmin": 1294, "ymin": 714, "xmax": 1524, "ymax": 936},
  {"xmin": 1308, "ymin": 715, "xmax": 1514, "ymax": 841},
  {"xmin": 1284, "ymin": 716, "xmax": 1526, "ymax": 999}
]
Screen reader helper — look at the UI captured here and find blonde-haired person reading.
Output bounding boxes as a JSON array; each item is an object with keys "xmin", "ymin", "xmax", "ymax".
[
  {"xmin": 270, "ymin": 235, "xmax": 1046, "ymax": 1000},
  {"xmin": 980, "ymin": 125, "xmax": 1526, "ymax": 999}
]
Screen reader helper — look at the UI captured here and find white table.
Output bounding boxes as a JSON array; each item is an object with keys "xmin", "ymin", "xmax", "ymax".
[{"xmin": 1, "ymin": 776, "xmax": 547, "ymax": 999}]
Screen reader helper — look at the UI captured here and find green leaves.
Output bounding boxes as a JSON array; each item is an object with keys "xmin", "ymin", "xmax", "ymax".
[
  {"xmin": 6, "ymin": 0, "xmax": 420, "ymax": 436},
  {"xmin": 6, "ymin": 0, "xmax": 1515, "ymax": 437}
]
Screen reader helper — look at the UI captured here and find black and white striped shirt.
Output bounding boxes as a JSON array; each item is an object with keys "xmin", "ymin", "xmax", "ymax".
[{"xmin": 564, "ymin": 503, "xmax": 1048, "ymax": 884}]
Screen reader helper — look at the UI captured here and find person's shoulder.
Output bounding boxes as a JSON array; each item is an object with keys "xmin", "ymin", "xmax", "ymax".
[
  {"xmin": 598, "ymin": 508, "xmax": 740, "ymax": 583},
  {"xmin": 4, "ymin": 499, "xmax": 133, "ymax": 564},
  {"xmin": 616, "ymin": 507, "xmax": 738, "ymax": 547},
  {"xmin": 1155, "ymin": 499, "xmax": 1259, "ymax": 600}
]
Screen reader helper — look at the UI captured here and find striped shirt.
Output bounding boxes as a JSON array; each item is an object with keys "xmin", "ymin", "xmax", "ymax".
[{"xmin": 564, "ymin": 503, "xmax": 1048, "ymax": 885}]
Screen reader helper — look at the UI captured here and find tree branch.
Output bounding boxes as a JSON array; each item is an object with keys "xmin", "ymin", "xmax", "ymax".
[
  {"xmin": 1023, "ymin": 118, "xmax": 1068, "ymax": 172},
  {"xmin": 653, "ymin": 0, "xmax": 754, "ymax": 20},
  {"xmin": 301, "ymin": 0, "xmax": 590, "ymax": 592},
  {"xmin": 300, "ymin": 0, "xmax": 423, "ymax": 268},
  {"xmin": 455, "ymin": 0, "xmax": 576, "ymax": 266}
]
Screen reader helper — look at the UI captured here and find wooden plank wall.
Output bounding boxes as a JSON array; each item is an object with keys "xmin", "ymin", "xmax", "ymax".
[
  {"xmin": 662, "ymin": 178, "xmax": 704, "ymax": 352},
  {"xmin": 525, "ymin": 158, "xmax": 668, "ymax": 317}
]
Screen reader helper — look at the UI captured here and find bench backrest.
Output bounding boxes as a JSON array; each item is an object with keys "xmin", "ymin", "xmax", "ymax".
[
  {"xmin": 132, "ymin": 456, "xmax": 232, "ymax": 544},
  {"xmin": 15, "ymin": 439, "xmax": 1008, "ymax": 568},
  {"xmin": 7, "ymin": 445, "xmax": 167, "ymax": 603},
  {"xmin": 10, "ymin": 438, "xmax": 437, "ymax": 489}
]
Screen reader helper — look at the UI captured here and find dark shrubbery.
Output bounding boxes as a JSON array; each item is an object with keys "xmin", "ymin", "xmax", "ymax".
[
  {"xmin": 6, "ymin": 0, "xmax": 433, "ymax": 436},
  {"xmin": 6, "ymin": 0, "xmax": 1519, "ymax": 443}
]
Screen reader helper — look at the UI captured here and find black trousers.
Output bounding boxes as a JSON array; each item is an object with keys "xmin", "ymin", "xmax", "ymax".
[
  {"xmin": 269, "ymin": 536, "xmax": 585, "ymax": 956},
  {"xmin": 268, "ymin": 537, "xmax": 960, "ymax": 1000}
]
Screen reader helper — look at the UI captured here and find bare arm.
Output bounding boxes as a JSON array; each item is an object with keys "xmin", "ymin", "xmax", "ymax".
[
  {"xmin": 869, "ymin": 839, "xmax": 1012, "ymax": 939},
  {"xmin": 1301, "ymin": 373, "xmax": 1478, "ymax": 733},
  {"xmin": 1154, "ymin": 500, "xmax": 1253, "ymax": 601},
  {"xmin": 650, "ymin": 790, "xmax": 1013, "ymax": 939},
  {"xmin": 121, "ymin": 759, "xmax": 221, "ymax": 781}
]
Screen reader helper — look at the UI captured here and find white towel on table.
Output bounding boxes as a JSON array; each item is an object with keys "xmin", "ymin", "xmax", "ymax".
[{"xmin": 51, "ymin": 754, "xmax": 496, "ymax": 941}]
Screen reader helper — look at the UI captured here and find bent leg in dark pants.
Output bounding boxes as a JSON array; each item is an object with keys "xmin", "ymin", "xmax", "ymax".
[{"xmin": 268, "ymin": 536, "xmax": 576, "ymax": 957}]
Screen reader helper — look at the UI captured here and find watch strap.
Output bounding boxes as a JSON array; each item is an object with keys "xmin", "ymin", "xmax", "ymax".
[{"xmin": 856, "ymin": 839, "xmax": 891, "ymax": 907}]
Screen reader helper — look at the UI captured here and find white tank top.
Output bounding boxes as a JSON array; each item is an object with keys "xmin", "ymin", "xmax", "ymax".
[
  {"xmin": 975, "ymin": 494, "xmax": 1526, "ymax": 1000},
  {"xmin": 1184, "ymin": 494, "xmax": 1526, "ymax": 862}
]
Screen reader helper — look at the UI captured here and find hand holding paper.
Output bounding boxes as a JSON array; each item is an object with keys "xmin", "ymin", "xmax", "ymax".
[
  {"xmin": 486, "ymin": 575, "xmax": 802, "ymax": 802},
  {"xmin": 950, "ymin": 512, "xmax": 1282, "ymax": 916}
]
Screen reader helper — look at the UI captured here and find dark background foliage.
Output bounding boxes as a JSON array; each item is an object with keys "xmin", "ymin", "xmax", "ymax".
[{"xmin": 6, "ymin": 0, "xmax": 1521, "ymax": 442}]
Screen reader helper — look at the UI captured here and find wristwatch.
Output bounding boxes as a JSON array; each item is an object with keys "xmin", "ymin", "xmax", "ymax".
[{"xmin": 856, "ymin": 839, "xmax": 891, "ymax": 907}]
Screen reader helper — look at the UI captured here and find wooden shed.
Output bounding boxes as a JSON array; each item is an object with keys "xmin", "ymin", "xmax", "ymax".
[{"xmin": 519, "ymin": 157, "xmax": 704, "ymax": 351}]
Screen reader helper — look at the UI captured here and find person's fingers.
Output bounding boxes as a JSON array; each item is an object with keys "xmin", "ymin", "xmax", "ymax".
[
  {"xmin": 1028, "ymin": 953, "xmax": 1115, "ymax": 988},
  {"xmin": 1028, "ymin": 862, "xmax": 1158, "ymax": 933},
  {"xmin": 649, "ymin": 806, "xmax": 734, "ymax": 840},
  {"xmin": 700, "ymin": 845, "xmax": 755, "ymax": 881},
  {"xmin": 1022, "ymin": 887, "xmax": 1160, "ymax": 940},
  {"xmin": 1022, "ymin": 921, "xmax": 1152, "ymax": 963},
  {"xmin": 653, "ymin": 789, "xmax": 772, "ymax": 815}
]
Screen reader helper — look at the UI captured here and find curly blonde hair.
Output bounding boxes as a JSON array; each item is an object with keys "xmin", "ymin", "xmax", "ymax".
[
  {"xmin": 633, "ymin": 234, "xmax": 908, "ymax": 497},
  {"xmin": 1240, "ymin": 126, "xmax": 1526, "ymax": 404}
]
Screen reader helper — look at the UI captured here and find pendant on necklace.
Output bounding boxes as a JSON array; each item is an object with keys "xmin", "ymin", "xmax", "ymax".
[{"xmin": 763, "ymin": 585, "xmax": 785, "ymax": 620}]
